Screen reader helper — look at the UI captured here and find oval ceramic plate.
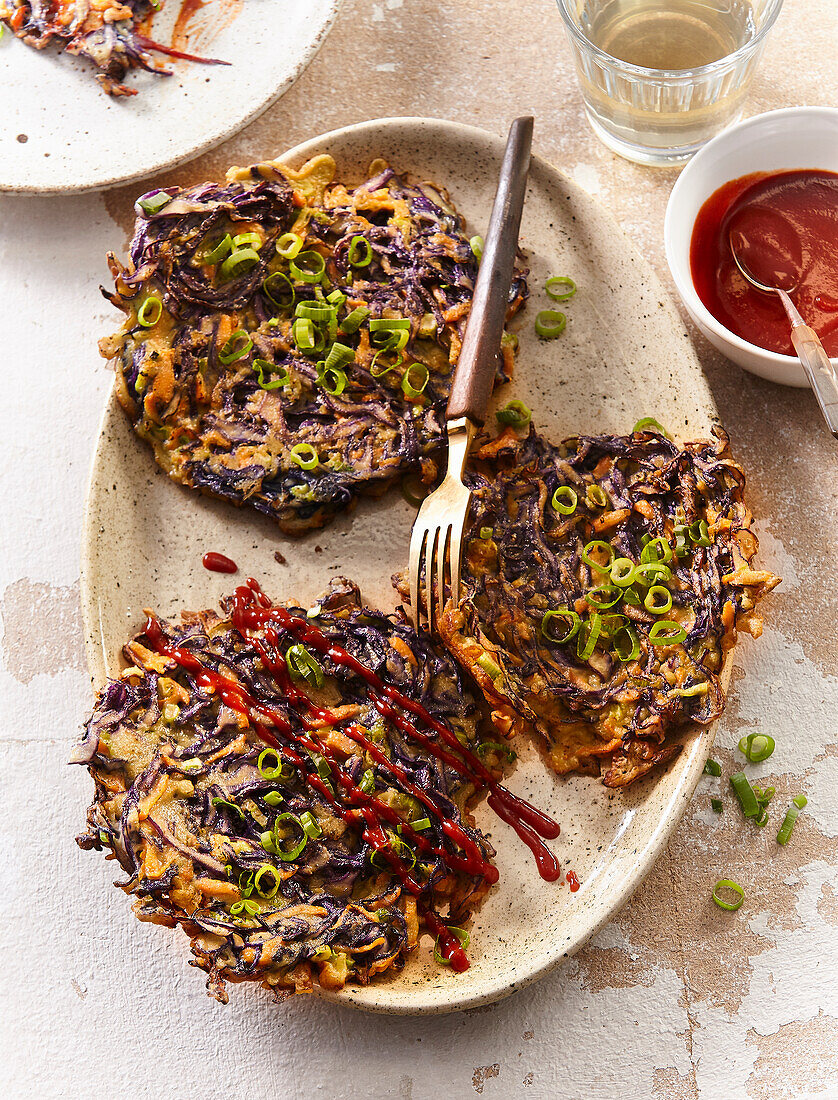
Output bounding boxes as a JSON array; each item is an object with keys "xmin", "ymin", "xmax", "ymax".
[
  {"xmin": 0, "ymin": 0, "xmax": 341, "ymax": 194},
  {"xmin": 82, "ymin": 117, "xmax": 725, "ymax": 1014}
]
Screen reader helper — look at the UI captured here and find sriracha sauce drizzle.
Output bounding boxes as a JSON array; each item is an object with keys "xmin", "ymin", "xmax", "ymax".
[{"xmin": 140, "ymin": 578, "xmax": 563, "ymax": 967}]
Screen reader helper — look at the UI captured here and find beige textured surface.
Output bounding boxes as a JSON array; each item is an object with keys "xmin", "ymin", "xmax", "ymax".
[{"xmin": 0, "ymin": 0, "xmax": 836, "ymax": 1096}]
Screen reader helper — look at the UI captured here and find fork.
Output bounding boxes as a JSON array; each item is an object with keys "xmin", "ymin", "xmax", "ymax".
[{"xmin": 408, "ymin": 115, "xmax": 533, "ymax": 633}]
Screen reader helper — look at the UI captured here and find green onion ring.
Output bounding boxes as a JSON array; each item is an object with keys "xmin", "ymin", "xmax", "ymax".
[
  {"xmin": 286, "ymin": 643, "xmax": 324, "ymax": 688},
  {"xmin": 495, "ymin": 399, "xmax": 532, "ymax": 428},
  {"xmin": 323, "ymin": 341, "xmax": 354, "ymax": 371},
  {"xmin": 358, "ymin": 769, "xmax": 376, "ymax": 794},
  {"xmin": 577, "ymin": 613, "xmax": 603, "ymax": 660},
  {"xmin": 613, "ymin": 624, "xmax": 640, "ymax": 662},
  {"xmin": 640, "ymin": 536, "xmax": 673, "ymax": 565},
  {"xmin": 648, "ymin": 620, "xmax": 686, "ymax": 645},
  {"xmin": 704, "ymin": 759, "xmax": 722, "ymax": 776},
  {"xmin": 211, "ymin": 796, "xmax": 244, "ymax": 818},
  {"xmin": 730, "ymin": 770, "xmax": 760, "ymax": 817},
  {"xmin": 233, "ymin": 231, "xmax": 261, "ymax": 251},
  {"xmin": 263, "ymin": 271, "xmax": 295, "ymax": 308},
  {"xmin": 689, "ymin": 518, "xmax": 712, "ymax": 547},
  {"xmin": 401, "ymin": 362, "xmax": 430, "ymax": 398},
  {"xmin": 545, "ymin": 275, "xmax": 577, "ymax": 301},
  {"xmin": 340, "ymin": 305, "xmax": 370, "ymax": 334},
  {"xmin": 644, "ymin": 585, "xmax": 673, "ymax": 615},
  {"xmin": 433, "ymin": 926, "xmax": 470, "ymax": 966},
  {"xmin": 220, "ymin": 247, "xmax": 260, "ymax": 281},
  {"xmin": 535, "ymin": 309, "xmax": 566, "ymax": 339},
  {"xmin": 633, "ymin": 417, "xmax": 670, "ymax": 438},
  {"xmin": 289, "ymin": 442, "xmax": 318, "ymax": 470},
  {"xmin": 541, "ymin": 608, "xmax": 581, "ymax": 644},
  {"xmin": 291, "ymin": 317, "xmax": 316, "ymax": 352},
  {"xmin": 300, "ymin": 810, "xmax": 322, "ymax": 839},
  {"xmin": 290, "ymin": 250, "xmax": 326, "ymax": 283},
  {"xmin": 581, "ymin": 539, "xmax": 616, "ymax": 573},
  {"xmin": 348, "ymin": 235, "xmax": 372, "ymax": 266},
  {"xmin": 254, "ymin": 864, "xmax": 280, "ymax": 898},
  {"xmin": 711, "ymin": 798, "xmax": 724, "ymax": 813},
  {"xmin": 586, "ymin": 484, "xmax": 609, "ymax": 509},
  {"xmin": 712, "ymin": 879, "xmax": 745, "ymax": 911},
  {"xmin": 599, "ymin": 612, "xmax": 627, "ymax": 639},
  {"xmin": 295, "ymin": 300, "xmax": 336, "ymax": 321},
  {"xmin": 272, "ymin": 813, "xmax": 308, "ymax": 861},
  {"xmin": 469, "ymin": 235, "xmax": 484, "ymax": 262},
  {"xmin": 610, "ymin": 557, "xmax": 637, "ymax": 587},
  {"xmin": 199, "ymin": 233, "xmax": 233, "ymax": 264},
  {"xmin": 276, "ymin": 232, "xmax": 304, "ymax": 259},
  {"xmin": 479, "ymin": 526, "xmax": 493, "ymax": 540},
  {"xmin": 258, "ymin": 748, "xmax": 288, "ymax": 781},
  {"xmin": 738, "ymin": 732, "xmax": 776, "ymax": 763},
  {"xmin": 777, "ymin": 802, "xmax": 804, "ymax": 845},
  {"xmin": 137, "ymin": 295, "xmax": 163, "ymax": 328},
  {"xmin": 476, "ymin": 652, "xmax": 503, "ymax": 681},
  {"xmin": 551, "ymin": 485, "xmax": 578, "ymax": 515},
  {"xmin": 586, "ymin": 584, "xmax": 623, "ymax": 610},
  {"xmin": 633, "ymin": 562, "xmax": 672, "ymax": 586},
  {"xmin": 254, "ymin": 358, "xmax": 290, "ymax": 391},
  {"xmin": 138, "ymin": 191, "xmax": 171, "ymax": 215},
  {"xmin": 370, "ymin": 348, "xmax": 404, "ymax": 377},
  {"xmin": 475, "ymin": 741, "xmax": 516, "ymax": 761},
  {"xmin": 317, "ymin": 366, "xmax": 347, "ymax": 396},
  {"xmin": 218, "ymin": 329, "xmax": 253, "ymax": 365}
]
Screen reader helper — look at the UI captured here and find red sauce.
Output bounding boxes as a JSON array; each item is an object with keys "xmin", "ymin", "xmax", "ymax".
[
  {"xmin": 690, "ymin": 169, "xmax": 838, "ymax": 356},
  {"xmin": 140, "ymin": 579, "xmax": 564, "ymax": 965},
  {"xmin": 566, "ymin": 870, "xmax": 580, "ymax": 893},
  {"xmin": 202, "ymin": 552, "xmax": 238, "ymax": 574}
]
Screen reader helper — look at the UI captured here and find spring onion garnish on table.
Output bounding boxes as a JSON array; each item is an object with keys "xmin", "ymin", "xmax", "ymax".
[
  {"xmin": 704, "ymin": 759, "xmax": 722, "ymax": 777},
  {"xmin": 545, "ymin": 275, "xmax": 577, "ymax": 301},
  {"xmin": 777, "ymin": 795, "xmax": 808, "ymax": 845},
  {"xmin": 495, "ymin": 399, "xmax": 532, "ymax": 427},
  {"xmin": 712, "ymin": 879, "xmax": 745, "ymax": 911},
  {"xmin": 730, "ymin": 770, "xmax": 760, "ymax": 817},
  {"xmin": 738, "ymin": 732, "xmax": 775, "ymax": 762},
  {"xmin": 535, "ymin": 309, "xmax": 567, "ymax": 339}
]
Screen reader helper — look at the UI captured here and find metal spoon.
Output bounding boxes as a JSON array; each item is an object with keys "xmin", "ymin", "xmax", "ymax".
[{"xmin": 729, "ymin": 229, "xmax": 838, "ymax": 439}]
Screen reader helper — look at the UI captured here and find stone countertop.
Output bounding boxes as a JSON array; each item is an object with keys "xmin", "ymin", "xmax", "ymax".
[{"xmin": 1, "ymin": 1, "xmax": 836, "ymax": 1097}]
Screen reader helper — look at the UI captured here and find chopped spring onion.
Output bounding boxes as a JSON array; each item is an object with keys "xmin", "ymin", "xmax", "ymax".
[
  {"xmin": 348, "ymin": 235, "xmax": 373, "ymax": 266},
  {"xmin": 211, "ymin": 796, "xmax": 244, "ymax": 818},
  {"xmin": 138, "ymin": 191, "xmax": 171, "ymax": 215},
  {"xmin": 577, "ymin": 612, "xmax": 602, "ymax": 660},
  {"xmin": 535, "ymin": 309, "xmax": 567, "ymax": 339},
  {"xmin": 323, "ymin": 340, "xmax": 354, "ymax": 372},
  {"xmin": 291, "ymin": 316, "xmax": 316, "ymax": 352},
  {"xmin": 220, "ymin": 247, "xmax": 260, "ymax": 281},
  {"xmin": 689, "ymin": 519, "xmax": 712, "ymax": 547},
  {"xmin": 730, "ymin": 770, "xmax": 760, "ymax": 817},
  {"xmin": 254, "ymin": 864, "xmax": 280, "ymax": 898},
  {"xmin": 738, "ymin": 732, "xmax": 776, "ymax": 763},
  {"xmin": 264, "ymin": 790, "xmax": 288, "ymax": 806},
  {"xmin": 290, "ymin": 250, "xmax": 326, "ymax": 283},
  {"xmin": 258, "ymin": 748, "xmax": 291, "ymax": 781},
  {"xmin": 581, "ymin": 539, "xmax": 615, "ymax": 573},
  {"xmin": 633, "ymin": 417, "xmax": 670, "ymax": 437},
  {"xmin": 648, "ymin": 620, "xmax": 686, "ymax": 645},
  {"xmin": 340, "ymin": 305, "xmax": 370, "ymax": 334},
  {"xmin": 296, "ymin": 300, "xmax": 336, "ymax": 321},
  {"xmin": 289, "ymin": 442, "xmax": 318, "ymax": 469},
  {"xmin": 370, "ymin": 348, "xmax": 404, "ymax": 377},
  {"xmin": 545, "ymin": 275, "xmax": 577, "ymax": 301},
  {"xmin": 495, "ymin": 399, "xmax": 532, "ymax": 428},
  {"xmin": 276, "ymin": 232, "xmax": 304, "ymax": 259},
  {"xmin": 470, "ymin": 235, "xmax": 484, "ymax": 262},
  {"xmin": 270, "ymin": 813, "xmax": 308, "ymax": 861},
  {"xmin": 200, "ymin": 233, "xmax": 233, "ymax": 264},
  {"xmin": 401, "ymin": 362, "xmax": 430, "ymax": 398},
  {"xmin": 586, "ymin": 484, "xmax": 609, "ymax": 509},
  {"xmin": 318, "ymin": 366, "xmax": 347, "ymax": 396},
  {"xmin": 137, "ymin": 295, "xmax": 163, "ymax": 327},
  {"xmin": 286, "ymin": 643, "xmax": 324, "ymax": 688},
  {"xmin": 777, "ymin": 796, "xmax": 807, "ymax": 845},
  {"xmin": 412, "ymin": 817, "xmax": 432, "ymax": 831},
  {"xmin": 640, "ymin": 536, "xmax": 673, "ymax": 565},
  {"xmin": 369, "ymin": 316, "xmax": 411, "ymax": 334},
  {"xmin": 675, "ymin": 682, "xmax": 709, "ymax": 698},
  {"xmin": 703, "ymin": 759, "xmax": 722, "ymax": 777},
  {"xmin": 218, "ymin": 330, "xmax": 253, "ymax": 365},
  {"xmin": 358, "ymin": 769, "xmax": 376, "ymax": 794},
  {"xmin": 711, "ymin": 798, "xmax": 724, "ymax": 813},
  {"xmin": 300, "ymin": 810, "xmax": 322, "ymax": 839},
  {"xmin": 233, "ymin": 231, "xmax": 261, "ymax": 251},
  {"xmin": 586, "ymin": 584, "xmax": 623, "ymax": 610},
  {"xmin": 599, "ymin": 612, "xmax": 627, "ymax": 638},
  {"xmin": 254, "ymin": 358, "xmax": 290, "ymax": 391},
  {"xmin": 476, "ymin": 740, "xmax": 517, "ymax": 761},
  {"xmin": 551, "ymin": 485, "xmax": 578, "ymax": 515},
  {"xmin": 479, "ymin": 526, "xmax": 494, "ymax": 540},
  {"xmin": 476, "ymin": 652, "xmax": 503, "ymax": 680},
  {"xmin": 433, "ymin": 926, "xmax": 470, "ymax": 965},
  {"xmin": 610, "ymin": 557, "xmax": 637, "ymax": 587},
  {"xmin": 327, "ymin": 288, "xmax": 346, "ymax": 307},
  {"xmin": 613, "ymin": 624, "xmax": 640, "ymax": 662},
  {"xmin": 673, "ymin": 524, "xmax": 690, "ymax": 558},
  {"xmin": 644, "ymin": 585, "xmax": 673, "ymax": 615},
  {"xmin": 712, "ymin": 879, "xmax": 744, "ymax": 911},
  {"xmin": 633, "ymin": 562, "xmax": 672, "ymax": 586},
  {"xmin": 263, "ymin": 271, "xmax": 295, "ymax": 308},
  {"xmin": 541, "ymin": 607, "xmax": 581, "ymax": 644},
  {"xmin": 230, "ymin": 898, "xmax": 260, "ymax": 917}
]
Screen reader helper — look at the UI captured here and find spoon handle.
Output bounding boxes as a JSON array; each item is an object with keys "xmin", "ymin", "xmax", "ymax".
[{"xmin": 789, "ymin": 324, "xmax": 838, "ymax": 440}]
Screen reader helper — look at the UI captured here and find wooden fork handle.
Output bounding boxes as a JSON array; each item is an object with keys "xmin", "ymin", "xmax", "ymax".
[{"xmin": 446, "ymin": 115, "xmax": 533, "ymax": 425}]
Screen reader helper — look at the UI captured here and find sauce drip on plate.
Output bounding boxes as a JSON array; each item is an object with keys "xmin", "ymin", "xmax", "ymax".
[
  {"xmin": 202, "ymin": 552, "xmax": 238, "ymax": 574},
  {"xmin": 690, "ymin": 169, "xmax": 838, "ymax": 356}
]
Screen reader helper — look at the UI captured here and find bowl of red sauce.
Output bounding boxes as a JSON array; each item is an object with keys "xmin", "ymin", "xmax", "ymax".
[{"xmin": 665, "ymin": 107, "xmax": 838, "ymax": 386}]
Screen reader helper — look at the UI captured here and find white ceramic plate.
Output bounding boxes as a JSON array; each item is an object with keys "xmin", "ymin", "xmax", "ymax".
[
  {"xmin": 0, "ymin": 0, "xmax": 341, "ymax": 194},
  {"xmin": 81, "ymin": 117, "xmax": 726, "ymax": 1014}
]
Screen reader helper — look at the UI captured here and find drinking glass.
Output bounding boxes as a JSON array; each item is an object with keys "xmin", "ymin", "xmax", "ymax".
[{"xmin": 556, "ymin": 0, "xmax": 785, "ymax": 166}]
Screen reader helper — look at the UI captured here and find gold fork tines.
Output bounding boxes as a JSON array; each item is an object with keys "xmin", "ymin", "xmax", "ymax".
[{"xmin": 408, "ymin": 417, "xmax": 475, "ymax": 633}]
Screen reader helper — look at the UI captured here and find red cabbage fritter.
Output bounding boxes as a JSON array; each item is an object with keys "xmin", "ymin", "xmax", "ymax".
[
  {"xmin": 101, "ymin": 156, "xmax": 527, "ymax": 534},
  {"xmin": 433, "ymin": 425, "xmax": 779, "ymax": 787},
  {"xmin": 73, "ymin": 578, "xmax": 509, "ymax": 1002}
]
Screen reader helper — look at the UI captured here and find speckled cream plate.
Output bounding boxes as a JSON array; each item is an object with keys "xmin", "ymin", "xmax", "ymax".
[
  {"xmin": 81, "ymin": 117, "xmax": 726, "ymax": 1014},
  {"xmin": 0, "ymin": 0, "xmax": 341, "ymax": 194}
]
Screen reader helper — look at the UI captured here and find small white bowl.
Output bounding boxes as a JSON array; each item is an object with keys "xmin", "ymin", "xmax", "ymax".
[{"xmin": 664, "ymin": 106, "xmax": 838, "ymax": 387}]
